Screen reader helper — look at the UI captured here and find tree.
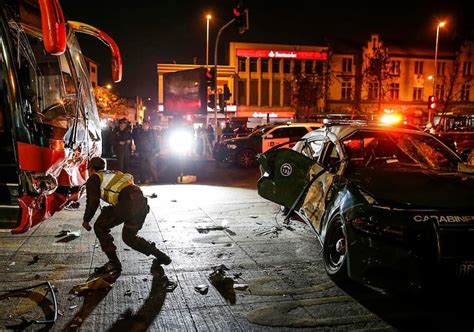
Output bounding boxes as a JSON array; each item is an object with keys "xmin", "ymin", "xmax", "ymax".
[
  {"xmin": 291, "ymin": 68, "xmax": 327, "ymax": 121},
  {"xmin": 362, "ymin": 44, "xmax": 395, "ymax": 113},
  {"xmin": 93, "ymin": 86, "xmax": 134, "ymax": 120}
]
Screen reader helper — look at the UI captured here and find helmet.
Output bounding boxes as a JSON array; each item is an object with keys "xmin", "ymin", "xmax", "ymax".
[{"xmin": 88, "ymin": 157, "xmax": 106, "ymax": 171}]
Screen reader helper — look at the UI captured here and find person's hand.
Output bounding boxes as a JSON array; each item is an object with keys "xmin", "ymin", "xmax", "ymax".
[{"xmin": 82, "ymin": 221, "xmax": 92, "ymax": 231}]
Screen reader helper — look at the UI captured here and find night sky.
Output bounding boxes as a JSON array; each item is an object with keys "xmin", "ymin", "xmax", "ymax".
[{"xmin": 61, "ymin": 1, "xmax": 473, "ymax": 109}]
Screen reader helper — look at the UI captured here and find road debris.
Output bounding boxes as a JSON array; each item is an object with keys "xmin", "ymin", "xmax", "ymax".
[
  {"xmin": 0, "ymin": 282, "xmax": 58, "ymax": 325},
  {"xmin": 233, "ymin": 283, "xmax": 249, "ymax": 291},
  {"xmin": 194, "ymin": 284, "xmax": 209, "ymax": 295},
  {"xmin": 70, "ymin": 277, "xmax": 113, "ymax": 295},
  {"xmin": 69, "ymin": 304, "xmax": 78, "ymax": 310},
  {"xmin": 124, "ymin": 290, "xmax": 132, "ymax": 297},
  {"xmin": 28, "ymin": 255, "xmax": 39, "ymax": 266},
  {"xmin": 145, "ymin": 193, "xmax": 158, "ymax": 198},
  {"xmin": 9, "ymin": 262, "xmax": 15, "ymax": 266},
  {"xmin": 196, "ymin": 225, "xmax": 227, "ymax": 234},
  {"xmin": 209, "ymin": 264, "xmax": 236, "ymax": 304},
  {"xmin": 165, "ymin": 279, "xmax": 177, "ymax": 292}
]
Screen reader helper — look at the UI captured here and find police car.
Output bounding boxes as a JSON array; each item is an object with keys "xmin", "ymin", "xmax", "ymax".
[
  {"xmin": 213, "ymin": 122, "xmax": 322, "ymax": 168},
  {"xmin": 257, "ymin": 123, "xmax": 474, "ymax": 292}
]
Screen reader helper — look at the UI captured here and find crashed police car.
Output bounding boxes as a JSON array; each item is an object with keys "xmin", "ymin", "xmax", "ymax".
[
  {"xmin": 213, "ymin": 122, "xmax": 322, "ymax": 167},
  {"xmin": 257, "ymin": 123, "xmax": 474, "ymax": 291}
]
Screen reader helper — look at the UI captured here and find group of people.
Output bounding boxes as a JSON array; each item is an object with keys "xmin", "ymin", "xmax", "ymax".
[
  {"xmin": 83, "ymin": 119, "xmax": 255, "ymax": 276},
  {"xmin": 102, "ymin": 118, "xmax": 159, "ymax": 184}
]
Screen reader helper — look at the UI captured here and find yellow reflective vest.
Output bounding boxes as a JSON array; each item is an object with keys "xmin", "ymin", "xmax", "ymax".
[{"xmin": 96, "ymin": 170, "xmax": 134, "ymax": 205}]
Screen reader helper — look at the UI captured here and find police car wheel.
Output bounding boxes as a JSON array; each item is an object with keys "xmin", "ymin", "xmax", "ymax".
[
  {"xmin": 237, "ymin": 149, "xmax": 256, "ymax": 168},
  {"xmin": 323, "ymin": 214, "xmax": 348, "ymax": 282}
]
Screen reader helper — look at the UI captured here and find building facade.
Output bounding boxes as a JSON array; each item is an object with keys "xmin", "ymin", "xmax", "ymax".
[
  {"xmin": 156, "ymin": 36, "xmax": 473, "ymax": 128},
  {"xmin": 229, "ymin": 42, "xmax": 329, "ymax": 125}
]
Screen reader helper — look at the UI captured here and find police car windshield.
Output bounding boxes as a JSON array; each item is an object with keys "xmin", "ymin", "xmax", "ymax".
[{"xmin": 342, "ymin": 130, "xmax": 460, "ymax": 171}]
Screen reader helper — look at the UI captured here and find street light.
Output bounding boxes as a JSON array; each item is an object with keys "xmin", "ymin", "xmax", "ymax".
[
  {"xmin": 206, "ymin": 14, "xmax": 212, "ymax": 67},
  {"xmin": 106, "ymin": 84, "xmax": 112, "ymax": 90},
  {"xmin": 430, "ymin": 20, "xmax": 446, "ymax": 123}
]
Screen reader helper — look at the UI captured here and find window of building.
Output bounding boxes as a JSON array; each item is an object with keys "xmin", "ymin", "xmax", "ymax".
[
  {"xmin": 315, "ymin": 60, "xmax": 324, "ymax": 75},
  {"xmin": 463, "ymin": 61, "xmax": 472, "ymax": 76},
  {"xmin": 342, "ymin": 58, "xmax": 352, "ymax": 73},
  {"xmin": 90, "ymin": 65, "xmax": 96, "ymax": 73},
  {"xmin": 261, "ymin": 79, "xmax": 269, "ymax": 106},
  {"xmin": 390, "ymin": 83, "xmax": 400, "ymax": 100},
  {"xmin": 272, "ymin": 80, "xmax": 280, "ymax": 106},
  {"xmin": 283, "ymin": 59, "xmax": 291, "ymax": 74},
  {"xmin": 272, "ymin": 59, "xmax": 280, "ymax": 74},
  {"xmin": 283, "ymin": 80, "xmax": 291, "ymax": 106},
  {"xmin": 390, "ymin": 60, "xmax": 400, "ymax": 75},
  {"xmin": 250, "ymin": 79, "xmax": 258, "ymax": 105},
  {"xmin": 304, "ymin": 60, "xmax": 313, "ymax": 74},
  {"xmin": 261, "ymin": 58, "xmax": 269, "ymax": 73},
  {"xmin": 92, "ymin": 82, "xmax": 96, "ymax": 88},
  {"xmin": 238, "ymin": 79, "xmax": 246, "ymax": 105},
  {"xmin": 238, "ymin": 57, "xmax": 247, "ymax": 72},
  {"xmin": 437, "ymin": 62, "xmax": 446, "ymax": 76},
  {"xmin": 368, "ymin": 82, "xmax": 378, "ymax": 100},
  {"xmin": 294, "ymin": 60, "xmax": 302, "ymax": 74},
  {"xmin": 413, "ymin": 87, "xmax": 423, "ymax": 101},
  {"xmin": 341, "ymin": 80, "xmax": 352, "ymax": 100},
  {"xmin": 414, "ymin": 61, "xmax": 424, "ymax": 75},
  {"xmin": 461, "ymin": 83, "xmax": 471, "ymax": 101},
  {"xmin": 435, "ymin": 83, "xmax": 445, "ymax": 100},
  {"xmin": 250, "ymin": 58, "xmax": 258, "ymax": 72}
]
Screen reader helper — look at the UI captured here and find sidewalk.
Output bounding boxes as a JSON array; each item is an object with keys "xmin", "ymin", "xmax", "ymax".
[{"xmin": 0, "ymin": 183, "xmax": 386, "ymax": 331}]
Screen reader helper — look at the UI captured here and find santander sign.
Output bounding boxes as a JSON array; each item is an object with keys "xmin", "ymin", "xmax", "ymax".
[{"xmin": 236, "ymin": 49, "xmax": 327, "ymax": 60}]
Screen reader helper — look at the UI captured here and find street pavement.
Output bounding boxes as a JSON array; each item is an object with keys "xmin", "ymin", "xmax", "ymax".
[{"xmin": 0, "ymin": 160, "xmax": 473, "ymax": 331}]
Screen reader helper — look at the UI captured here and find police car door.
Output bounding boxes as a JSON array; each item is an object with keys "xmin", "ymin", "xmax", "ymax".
[{"xmin": 302, "ymin": 141, "xmax": 342, "ymax": 232}]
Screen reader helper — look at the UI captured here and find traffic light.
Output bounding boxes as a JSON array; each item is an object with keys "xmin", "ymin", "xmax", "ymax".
[
  {"xmin": 232, "ymin": 2, "xmax": 249, "ymax": 34},
  {"xmin": 223, "ymin": 84, "xmax": 232, "ymax": 101},
  {"xmin": 206, "ymin": 68, "xmax": 216, "ymax": 90},
  {"xmin": 428, "ymin": 95, "xmax": 437, "ymax": 111}
]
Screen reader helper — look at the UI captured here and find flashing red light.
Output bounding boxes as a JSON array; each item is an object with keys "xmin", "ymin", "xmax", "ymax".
[{"xmin": 428, "ymin": 95, "xmax": 438, "ymax": 110}]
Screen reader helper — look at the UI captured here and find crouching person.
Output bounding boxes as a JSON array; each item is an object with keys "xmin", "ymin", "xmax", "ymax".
[{"xmin": 82, "ymin": 157, "xmax": 171, "ymax": 273}]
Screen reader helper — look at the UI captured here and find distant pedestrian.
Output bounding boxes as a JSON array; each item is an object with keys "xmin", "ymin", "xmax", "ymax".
[
  {"xmin": 222, "ymin": 122, "xmax": 233, "ymax": 140},
  {"xmin": 206, "ymin": 124, "xmax": 215, "ymax": 146},
  {"xmin": 114, "ymin": 118, "xmax": 132, "ymax": 172},
  {"xmin": 135, "ymin": 120, "xmax": 159, "ymax": 183},
  {"xmin": 82, "ymin": 157, "xmax": 171, "ymax": 273}
]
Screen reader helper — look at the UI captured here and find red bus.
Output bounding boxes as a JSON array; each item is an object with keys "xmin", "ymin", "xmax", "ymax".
[{"xmin": 0, "ymin": 0, "xmax": 121, "ymax": 233}]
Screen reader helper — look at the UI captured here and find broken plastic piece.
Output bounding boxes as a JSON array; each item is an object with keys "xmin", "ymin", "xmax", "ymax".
[
  {"xmin": 165, "ymin": 280, "xmax": 177, "ymax": 292},
  {"xmin": 194, "ymin": 284, "xmax": 209, "ymax": 294},
  {"xmin": 177, "ymin": 175, "xmax": 197, "ymax": 184},
  {"xmin": 233, "ymin": 283, "xmax": 249, "ymax": 291},
  {"xmin": 70, "ymin": 277, "xmax": 113, "ymax": 295}
]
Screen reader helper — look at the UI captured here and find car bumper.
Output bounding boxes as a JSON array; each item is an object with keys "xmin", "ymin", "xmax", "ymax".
[
  {"xmin": 346, "ymin": 222, "xmax": 474, "ymax": 291},
  {"xmin": 213, "ymin": 144, "xmax": 237, "ymax": 163}
]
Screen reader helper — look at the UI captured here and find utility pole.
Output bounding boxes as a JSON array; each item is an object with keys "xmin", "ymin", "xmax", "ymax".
[{"xmin": 213, "ymin": 18, "xmax": 235, "ymax": 127}]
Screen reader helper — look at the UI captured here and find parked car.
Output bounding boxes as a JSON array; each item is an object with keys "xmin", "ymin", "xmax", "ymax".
[
  {"xmin": 213, "ymin": 122, "xmax": 323, "ymax": 168},
  {"xmin": 257, "ymin": 123, "xmax": 474, "ymax": 292}
]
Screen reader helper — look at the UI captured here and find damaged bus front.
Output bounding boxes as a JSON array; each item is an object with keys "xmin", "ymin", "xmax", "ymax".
[{"xmin": 0, "ymin": 0, "xmax": 121, "ymax": 233}]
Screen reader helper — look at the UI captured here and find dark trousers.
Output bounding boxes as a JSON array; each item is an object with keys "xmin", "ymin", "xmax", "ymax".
[
  {"xmin": 115, "ymin": 144, "xmax": 130, "ymax": 172},
  {"xmin": 94, "ymin": 186, "xmax": 155, "ymax": 257},
  {"xmin": 139, "ymin": 151, "xmax": 158, "ymax": 182}
]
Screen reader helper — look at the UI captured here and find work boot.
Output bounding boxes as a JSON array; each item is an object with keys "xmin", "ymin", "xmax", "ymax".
[
  {"xmin": 150, "ymin": 243, "xmax": 171, "ymax": 265},
  {"xmin": 94, "ymin": 251, "xmax": 122, "ymax": 273},
  {"xmin": 94, "ymin": 260, "xmax": 122, "ymax": 274}
]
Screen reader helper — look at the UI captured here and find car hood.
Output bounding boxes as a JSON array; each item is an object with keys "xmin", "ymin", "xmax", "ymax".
[{"xmin": 347, "ymin": 167, "xmax": 474, "ymax": 209}]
